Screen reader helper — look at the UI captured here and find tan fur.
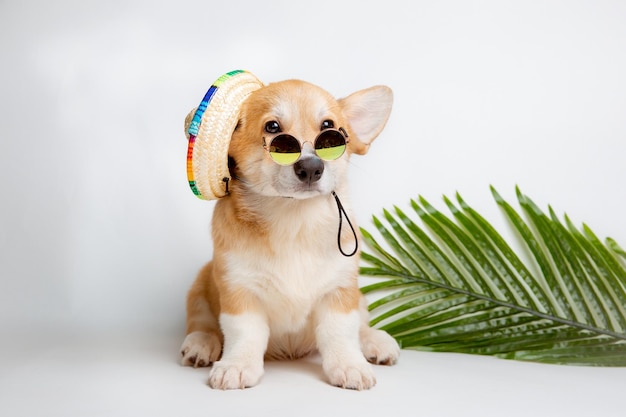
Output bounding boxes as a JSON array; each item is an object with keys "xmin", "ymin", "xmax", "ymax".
[{"xmin": 180, "ymin": 79, "xmax": 400, "ymax": 390}]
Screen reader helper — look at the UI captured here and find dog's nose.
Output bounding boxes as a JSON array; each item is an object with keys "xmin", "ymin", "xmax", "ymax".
[{"xmin": 293, "ymin": 157, "xmax": 324, "ymax": 184}]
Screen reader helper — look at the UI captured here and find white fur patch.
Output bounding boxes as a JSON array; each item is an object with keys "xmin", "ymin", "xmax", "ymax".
[
  {"xmin": 208, "ymin": 312, "xmax": 269, "ymax": 389},
  {"xmin": 315, "ymin": 309, "xmax": 376, "ymax": 390},
  {"xmin": 360, "ymin": 327, "xmax": 401, "ymax": 366}
]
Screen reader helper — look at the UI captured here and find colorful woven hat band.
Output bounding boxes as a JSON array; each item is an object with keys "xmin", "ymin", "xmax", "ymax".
[{"xmin": 185, "ymin": 70, "xmax": 264, "ymax": 200}]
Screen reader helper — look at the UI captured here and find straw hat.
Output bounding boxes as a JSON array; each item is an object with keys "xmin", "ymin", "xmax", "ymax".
[{"xmin": 184, "ymin": 70, "xmax": 264, "ymax": 200}]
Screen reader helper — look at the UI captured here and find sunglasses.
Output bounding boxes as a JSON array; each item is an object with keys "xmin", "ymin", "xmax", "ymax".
[{"xmin": 263, "ymin": 127, "xmax": 349, "ymax": 165}]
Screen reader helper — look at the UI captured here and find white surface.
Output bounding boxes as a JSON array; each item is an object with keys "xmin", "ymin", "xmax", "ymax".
[
  {"xmin": 1, "ymin": 326, "xmax": 625, "ymax": 417},
  {"xmin": 1, "ymin": 1, "xmax": 626, "ymax": 415}
]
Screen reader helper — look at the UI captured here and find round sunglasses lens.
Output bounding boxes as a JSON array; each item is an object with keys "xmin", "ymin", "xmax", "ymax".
[
  {"xmin": 315, "ymin": 130, "xmax": 346, "ymax": 161},
  {"xmin": 269, "ymin": 135, "xmax": 301, "ymax": 165}
]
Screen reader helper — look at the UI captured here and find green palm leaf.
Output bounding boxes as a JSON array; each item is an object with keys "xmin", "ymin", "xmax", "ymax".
[{"xmin": 360, "ymin": 186, "xmax": 626, "ymax": 366}]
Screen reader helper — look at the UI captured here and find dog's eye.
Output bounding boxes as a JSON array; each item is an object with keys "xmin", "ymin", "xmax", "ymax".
[
  {"xmin": 265, "ymin": 121, "xmax": 281, "ymax": 134},
  {"xmin": 321, "ymin": 120, "xmax": 334, "ymax": 130}
]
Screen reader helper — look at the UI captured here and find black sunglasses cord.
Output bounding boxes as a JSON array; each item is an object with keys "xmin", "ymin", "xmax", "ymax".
[{"xmin": 331, "ymin": 191, "xmax": 358, "ymax": 257}]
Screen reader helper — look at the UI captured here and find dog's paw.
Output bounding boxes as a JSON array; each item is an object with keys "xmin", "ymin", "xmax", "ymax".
[
  {"xmin": 207, "ymin": 361, "xmax": 264, "ymax": 390},
  {"xmin": 325, "ymin": 359, "xmax": 376, "ymax": 390},
  {"xmin": 180, "ymin": 331, "xmax": 222, "ymax": 367},
  {"xmin": 361, "ymin": 328, "xmax": 400, "ymax": 366}
]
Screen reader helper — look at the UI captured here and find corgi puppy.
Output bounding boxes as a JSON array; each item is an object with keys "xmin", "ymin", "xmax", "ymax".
[{"xmin": 180, "ymin": 79, "xmax": 400, "ymax": 390}]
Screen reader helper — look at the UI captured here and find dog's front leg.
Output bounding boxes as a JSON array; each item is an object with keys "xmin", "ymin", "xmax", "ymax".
[
  {"xmin": 208, "ymin": 291, "xmax": 269, "ymax": 390},
  {"xmin": 315, "ymin": 287, "xmax": 376, "ymax": 390}
]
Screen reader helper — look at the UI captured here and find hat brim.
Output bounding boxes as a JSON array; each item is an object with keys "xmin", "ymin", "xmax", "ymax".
[{"xmin": 185, "ymin": 70, "xmax": 264, "ymax": 200}]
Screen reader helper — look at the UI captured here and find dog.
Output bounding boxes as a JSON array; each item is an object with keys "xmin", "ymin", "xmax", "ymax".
[{"xmin": 180, "ymin": 78, "xmax": 400, "ymax": 390}]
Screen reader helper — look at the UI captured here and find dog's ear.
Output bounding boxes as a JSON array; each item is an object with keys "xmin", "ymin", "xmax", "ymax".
[{"xmin": 339, "ymin": 86, "xmax": 393, "ymax": 155}]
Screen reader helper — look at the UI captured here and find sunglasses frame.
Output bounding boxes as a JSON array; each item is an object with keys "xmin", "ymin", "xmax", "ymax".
[{"xmin": 262, "ymin": 127, "xmax": 349, "ymax": 166}]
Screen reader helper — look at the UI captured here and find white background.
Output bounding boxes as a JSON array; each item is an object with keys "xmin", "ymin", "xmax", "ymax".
[{"xmin": 1, "ymin": 1, "xmax": 625, "ymax": 416}]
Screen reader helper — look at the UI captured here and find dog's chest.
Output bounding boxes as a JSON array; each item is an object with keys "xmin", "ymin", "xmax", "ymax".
[
  {"xmin": 219, "ymin": 195, "xmax": 360, "ymax": 333},
  {"xmin": 225, "ymin": 216, "xmax": 356, "ymax": 333}
]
